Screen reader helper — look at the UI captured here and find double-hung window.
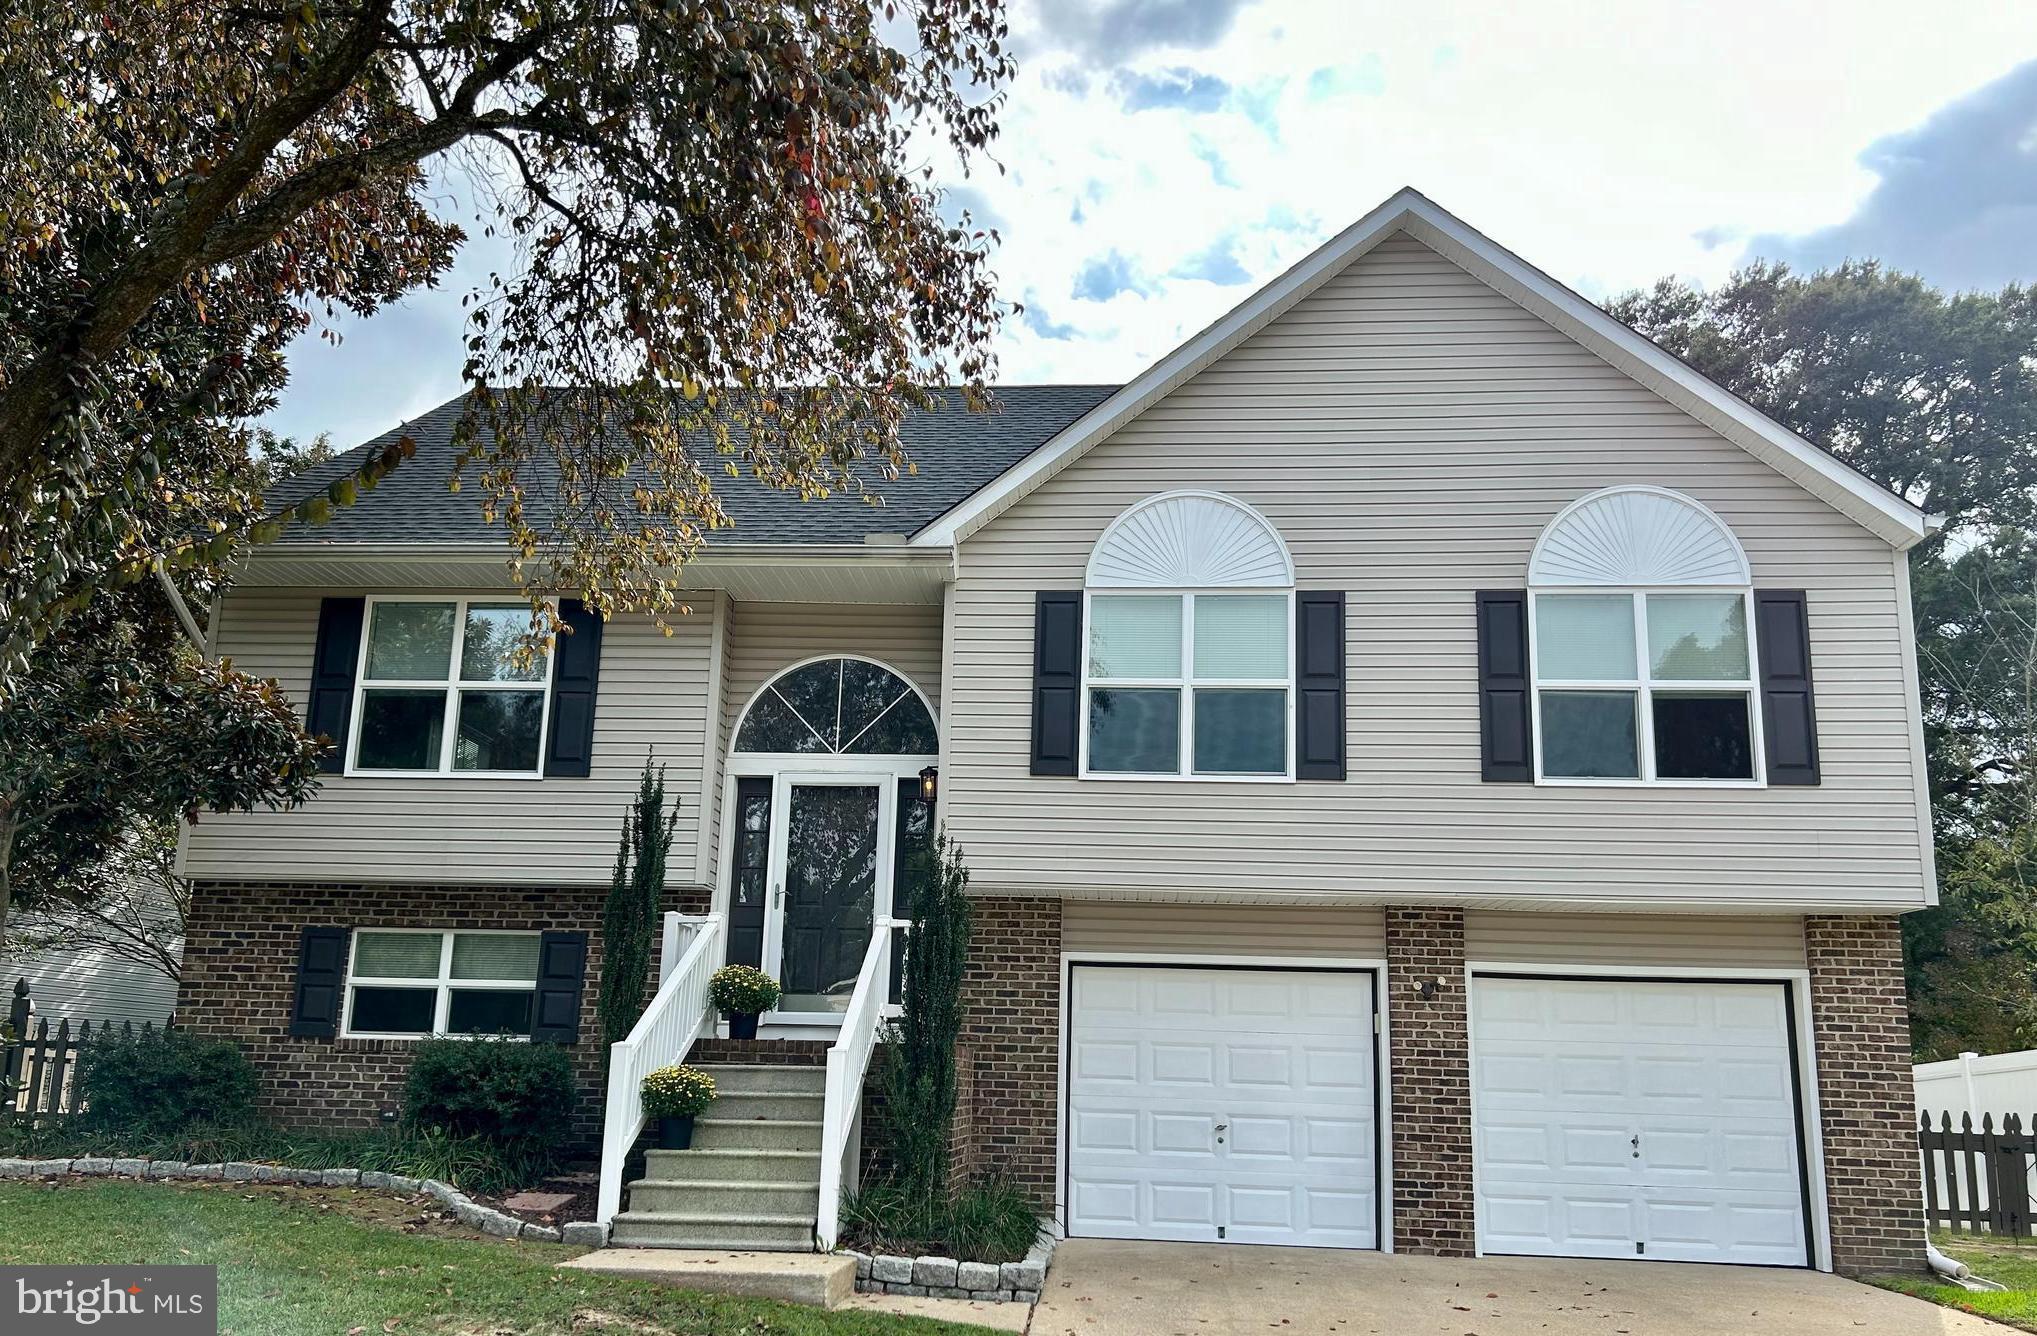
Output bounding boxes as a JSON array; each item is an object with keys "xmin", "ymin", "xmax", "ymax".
[
  {"xmin": 1532, "ymin": 590, "xmax": 1761, "ymax": 783},
  {"xmin": 343, "ymin": 929, "xmax": 541, "ymax": 1038},
  {"xmin": 350, "ymin": 597, "xmax": 552, "ymax": 775},
  {"xmin": 1084, "ymin": 591, "xmax": 1293, "ymax": 777}
]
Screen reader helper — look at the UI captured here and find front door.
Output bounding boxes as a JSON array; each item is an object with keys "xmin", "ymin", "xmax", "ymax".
[{"xmin": 762, "ymin": 776, "xmax": 893, "ymax": 1018}]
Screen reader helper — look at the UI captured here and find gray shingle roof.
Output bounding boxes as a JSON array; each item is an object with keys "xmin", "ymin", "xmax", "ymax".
[{"xmin": 269, "ymin": 385, "xmax": 1118, "ymax": 545}]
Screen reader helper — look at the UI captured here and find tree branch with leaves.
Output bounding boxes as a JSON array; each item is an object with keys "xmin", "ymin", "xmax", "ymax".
[{"xmin": 1, "ymin": 0, "xmax": 1015, "ymax": 682}]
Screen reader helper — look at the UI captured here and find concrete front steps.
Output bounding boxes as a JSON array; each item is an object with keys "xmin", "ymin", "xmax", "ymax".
[{"xmin": 609, "ymin": 1061, "xmax": 825, "ymax": 1252}]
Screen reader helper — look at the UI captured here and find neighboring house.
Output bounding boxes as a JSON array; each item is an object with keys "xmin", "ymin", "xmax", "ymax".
[
  {"xmin": 5, "ymin": 935, "xmax": 180, "ymax": 1030},
  {"xmin": 6, "ymin": 871, "xmax": 183, "ymax": 1029},
  {"xmin": 175, "ymin": 188, "xmax": 1935, "ymax": 1277}
]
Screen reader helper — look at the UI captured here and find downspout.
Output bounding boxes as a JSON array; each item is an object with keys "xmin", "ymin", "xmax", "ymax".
[
  {"xmin": 153, "ymin": 562, "xmax": 206, "ymax": 649},
  {"xmin": 1923, "ymin": 1052, "xmax": 2007, "ymax": 1290}
]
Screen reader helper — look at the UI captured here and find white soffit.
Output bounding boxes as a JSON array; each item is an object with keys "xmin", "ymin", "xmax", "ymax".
[
  {"xmin": 914, "ymin": 188, "xmax": 1932, "ymax": 552},
  {"xmin": 1528, "ymin": 486, "xmax": 1751, "ymax": 587}
]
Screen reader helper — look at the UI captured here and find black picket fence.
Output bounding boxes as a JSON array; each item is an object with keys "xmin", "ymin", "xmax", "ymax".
[
  {"xmin": 3, "ymin": 978, "xmax": 173, "ymax": 1119},
  {"xmin": 1920, "ymin": 1109, "xmax": 2037, "ymax": 1236}
]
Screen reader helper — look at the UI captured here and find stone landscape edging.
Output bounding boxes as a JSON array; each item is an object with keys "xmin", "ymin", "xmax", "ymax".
[
  {"xmin": 0, "ymin": 1156, "xmax": 608, "ymax": 1246},
  {"xmin": 839, "ymin": 1230, "xmax": 1055, "ymax": 1304}
]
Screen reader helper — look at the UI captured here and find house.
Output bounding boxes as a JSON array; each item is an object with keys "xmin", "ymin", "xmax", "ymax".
[{"xmin": 175, "ymin": 188, "xmax": 1934, "ymax": 1276}]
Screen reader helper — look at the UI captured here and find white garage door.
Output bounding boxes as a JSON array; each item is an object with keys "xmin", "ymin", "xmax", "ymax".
[
  {"xmin": 1471, "ymin": 976, "xmax": 1810, "ymax": 1267},
  {"xmin": 1066, "ymin": 965, "xmax": 1377, "ymax": 1248}
]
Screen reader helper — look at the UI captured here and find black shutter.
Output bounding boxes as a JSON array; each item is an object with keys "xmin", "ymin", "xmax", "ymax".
[
  {"xmin": 307, "ymin": 598, "xmax": 365, "ymax": 774},
  {"xmin": 531, "ymin": 931, "xmax": 588, "ymax": 1043},
  {"xmin": 1476, "ymin": 591, "xmax": 1534, "ymax": 782},
  {"xmin": 1295, "ymin": 592, "xmax": 1346, "ymax": 780},
  {"xmin": 1031, "ymin": 592, "xmax": 1083, "ymax": 776},
  {"xmin": 543, "ymin": 599, "xmax": 604, "ymax": 778},
  {"xmin": 1756, "ymin": 590, "xmax": 1821, "ymax": 786},
  {"xmin": 288, "ymin": 926, "xmax": 349, "ymax": 1038}
]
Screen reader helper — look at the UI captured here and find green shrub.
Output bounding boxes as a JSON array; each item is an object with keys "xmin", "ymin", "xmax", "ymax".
[
  {"xmin": 601, "ymin": 759, "xmax": 678, "ymax": 1054},
  {"xmin": 881, "ymin": 830, "xmax": 971, "ymax": 1205},
  {"xmin": 708, "ymin": 964, "xmax": 779, "ymax": 1015},
  {"xmin": 640, "ymin": 1064, "xmax": 715, "ymax": 1118},
  {"xmin": 842, "ymin": 1175, "xmax": 1040, "ymax": 1264},
  {"xmin": 77, "ymin": 1027, "xmax": 258, "ymax": 1134},
  {"xmin": 402, "ymin": 1037, "xmax": 576, "ymax": 1155}
]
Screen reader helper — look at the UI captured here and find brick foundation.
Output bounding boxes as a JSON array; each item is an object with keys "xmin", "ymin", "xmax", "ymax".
[
  {"xmin": 1806, "ymin": 915, "xmax": 1925, "ymax": 1275},
  {"xmin": 955, "ymin": 896, "xmax": 1062, "ymax": 1208},
  {"xmin": 179, "ymin": 880, "xmax": 709, "ymax": 1149},
  {"xmin": 1387, "ymin": 906, "xmax": 1475, "ymax": 1256}
]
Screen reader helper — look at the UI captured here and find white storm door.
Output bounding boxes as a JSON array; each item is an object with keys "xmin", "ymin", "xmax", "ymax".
[
  {"xmin": 1472, "ymin": 976, "xmax": 1809, "ymax": 1267},
  {"xmin": 1066, "ymin": 965, "xmax": 1377, "ymax": 1249},
  {"xmin": 760, "ymin": 774, "xmax": 892, "ymax": 1021}
]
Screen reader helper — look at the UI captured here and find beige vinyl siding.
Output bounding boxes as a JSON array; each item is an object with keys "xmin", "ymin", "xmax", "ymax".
[
  {"xmin": 1064, "ymin": 900, "xmax": 1385, "ymax": 958},
  {"xmin": 1464, "ymin": 911, "xmax": 1806, "ymax": 970},
  {"xmin": 179, "ymin": 589, "xmax": 717, "ymax": 885},
  {"xmin": 720, "ymin": 600, "xmax": 945, "ymax": 742},
  {"xmin": 945, "ymin": 234, "xmax": 1929, "ymax": 911}
]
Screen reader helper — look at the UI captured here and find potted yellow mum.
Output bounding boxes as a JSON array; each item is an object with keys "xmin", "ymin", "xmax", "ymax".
[
  {"xmin": 641, "ymin": 1064, "xmax": 716, "ymax": 1149},
  {"xmin": 708, "ymin": 964, "xmax": 781, "ymax": 1040}
]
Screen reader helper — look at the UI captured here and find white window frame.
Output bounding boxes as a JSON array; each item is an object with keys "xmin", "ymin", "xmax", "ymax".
[
  {"xmin": 346, "ymin": 594, "xmax": 556, "ymax": 779},
  {"xmin": 1078, "ymin": 588, "xmax": 1298, "ymax": 782},
  {"xmin": 1528, "ymin": 586, "xmax": 1767, "ymax": 788},
  {"xmin": 341, "ymin": 928, "xmax": 542, "ymax": 1040}
]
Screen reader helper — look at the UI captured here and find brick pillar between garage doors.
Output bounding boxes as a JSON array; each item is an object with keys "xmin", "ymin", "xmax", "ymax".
[
  {"xmin": 1386, "ymin": 907, "xmax": 1476, "ymax": 1256},
  {"xmin": 1805, "ymin": 915, "xmax": 1926, "ymax": 1275}
]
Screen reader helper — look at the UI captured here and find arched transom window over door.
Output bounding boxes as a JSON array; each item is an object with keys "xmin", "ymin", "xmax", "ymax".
[
  {"xmin": 725, "ymin": 656, "xmax": 935, "ymax": 1024},
  {"xmin": 734, "ymin": 657, "xmax": 937, "ymax": 756}
]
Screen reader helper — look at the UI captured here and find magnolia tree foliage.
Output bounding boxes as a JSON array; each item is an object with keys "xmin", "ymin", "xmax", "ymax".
[
  {"xmin": 0, "ymin": 612, "xmax": 324, "ymax": 947},
  {"xmin": 0, "ymin": 0, "xmax": 1014, "ymax": 681}
]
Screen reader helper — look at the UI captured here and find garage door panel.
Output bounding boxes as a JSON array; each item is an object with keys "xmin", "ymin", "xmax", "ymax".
[
  {"xmin": 1472, "ymin": 977, "xmax": 1807, "ymax": 1267},
  {"xmin": 1069, "ymin": 966, "xmax": 1376, "ymax": 1249},
  {"xmin": 1482, "ymin": 1191, "xmax": 1636, "ymax": 1259}
]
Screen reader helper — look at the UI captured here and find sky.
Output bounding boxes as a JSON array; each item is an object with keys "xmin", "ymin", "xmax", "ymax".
[{"xmin": 263, "ymin": 0, "xmax": 2037, "ymax": 448}]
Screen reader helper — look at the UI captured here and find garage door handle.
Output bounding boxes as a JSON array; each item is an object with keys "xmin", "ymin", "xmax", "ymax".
[{"xmin": 1631, "ymin": 1135, "xmax": 1641, "ymax": 1157}]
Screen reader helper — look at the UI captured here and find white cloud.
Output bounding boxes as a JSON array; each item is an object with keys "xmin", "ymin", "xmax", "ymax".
[{"xmin": 264, "ymin": 0, "xmax": 2037, "ymax": 442}]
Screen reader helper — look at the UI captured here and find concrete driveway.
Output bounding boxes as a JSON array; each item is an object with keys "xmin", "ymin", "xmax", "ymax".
[{"xmin": 1031, "ymin": 1240, "xmax": 2014, "ymax": 1335}]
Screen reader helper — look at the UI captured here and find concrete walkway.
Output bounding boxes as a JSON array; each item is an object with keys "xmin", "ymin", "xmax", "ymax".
[{"xmin": 1031, "ymin": 1239, "xmax": 2015, "ymax": 1335}]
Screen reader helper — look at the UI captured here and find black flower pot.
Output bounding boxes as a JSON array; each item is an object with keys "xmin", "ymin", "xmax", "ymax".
[
  {"xmin": 727, "ymin": 1012, "xmax": 760, "ymax": 1040},
  {"xmin": 656, "ymin": 1115, "xmax": 695, "ymax": 1150}
]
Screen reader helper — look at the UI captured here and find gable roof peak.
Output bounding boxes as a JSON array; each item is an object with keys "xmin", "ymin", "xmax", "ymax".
[{"xmin": 913, "ymin": 187, "xmax": 1933, "ymax": 551}]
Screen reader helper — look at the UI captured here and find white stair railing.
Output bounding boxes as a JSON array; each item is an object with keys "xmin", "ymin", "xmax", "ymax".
[
  {"xmin": 597, "ymin": 912, "xmax": 724, "ymax": 1229},
  {"xmin": 816, "ymin": 917, "xmax": 901, "ymax": 1251}
]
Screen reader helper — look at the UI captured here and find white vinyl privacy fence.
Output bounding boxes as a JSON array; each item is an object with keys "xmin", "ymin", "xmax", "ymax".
[{"xmin": 1916, "ymin": 1050, "xmax": 2037, "ymax": 1123}]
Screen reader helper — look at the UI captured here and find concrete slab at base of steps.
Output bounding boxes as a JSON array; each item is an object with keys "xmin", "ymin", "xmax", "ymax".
[{"xmin": 559, "ymin": 1247, "xmax": 855, "ymax": 1309}]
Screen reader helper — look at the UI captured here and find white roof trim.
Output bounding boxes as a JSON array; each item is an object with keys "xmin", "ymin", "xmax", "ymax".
[{"xmin": 914, "ymin": 187, "xmax": 1933, "ymax": 551}]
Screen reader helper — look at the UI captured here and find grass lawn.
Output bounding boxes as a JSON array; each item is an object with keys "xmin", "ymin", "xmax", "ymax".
[
  {"xmin": 0, "ymin": 1178, "xmax": 997, "ymax": 1336},
  {"xmin": 1873, "ymin": 1231, "xmax": 2037, "ymax": 1332}
]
